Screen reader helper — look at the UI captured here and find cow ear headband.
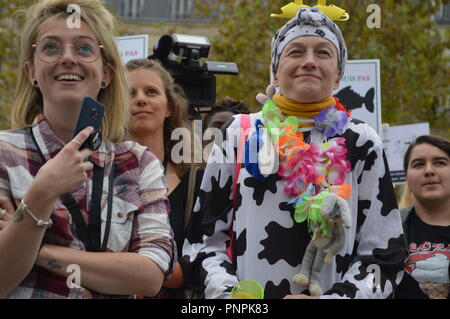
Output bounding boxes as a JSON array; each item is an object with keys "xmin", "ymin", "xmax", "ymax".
[{"xmin": 271, "ymin": 1, "xmax": 349, "ymax": 22}]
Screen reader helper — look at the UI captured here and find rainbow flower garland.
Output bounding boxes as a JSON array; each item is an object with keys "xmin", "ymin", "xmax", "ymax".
[{"xmin": 255, "ymin": 98, "xmax": 353, "ymax": 235}]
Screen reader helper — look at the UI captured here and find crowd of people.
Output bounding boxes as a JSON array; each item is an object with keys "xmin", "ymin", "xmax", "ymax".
[{"xmin": 0, "ymin": 0, "xmax": 448, "ymax": 299}]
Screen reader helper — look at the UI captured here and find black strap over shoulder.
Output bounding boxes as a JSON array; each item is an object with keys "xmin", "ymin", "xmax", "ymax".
[
  {"xmin": 102, "ymin": 162, "xmax": 115, "ymax": 251},
  {"xmin": 184, "ymin": 166, "xmax": 200, "ymax": 231},
  {"xmin": 29, "ymin": 127, "xmax": 114, "ymax": 252},
  {"xmin": 60, "ymin": 165, "xmax": 104, "ymax": 252},
  {"xmin": 400, "ymin": 206, "xmax": 414, "ymax": 247}
]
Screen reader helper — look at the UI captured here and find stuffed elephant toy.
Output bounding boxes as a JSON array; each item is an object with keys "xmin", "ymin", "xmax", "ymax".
[{"xmin": 293, "ymin": 192, "xmax": 352, "ymax": 296}]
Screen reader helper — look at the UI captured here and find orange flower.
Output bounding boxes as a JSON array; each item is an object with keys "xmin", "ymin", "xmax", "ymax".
[
  {"xmin": 334, "ymin": 97, "xmax": 351, "ymax": 117},
  {"xmin": 336, "ymin": 183, "xmax": 352, "ymax": 199}
]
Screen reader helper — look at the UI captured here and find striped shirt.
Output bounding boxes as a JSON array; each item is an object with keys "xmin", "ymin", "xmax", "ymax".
[{"xmin": 0, "ymin": 115, "xmax": 175, "ymax": 298}]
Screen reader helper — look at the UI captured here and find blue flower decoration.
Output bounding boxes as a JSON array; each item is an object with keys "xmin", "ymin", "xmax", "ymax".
[{"xmin": 313, "ymin": 107, "xmax": 349, "ymax": 138}]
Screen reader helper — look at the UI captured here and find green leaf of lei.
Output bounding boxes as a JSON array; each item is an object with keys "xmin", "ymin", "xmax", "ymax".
[{"xmin": 262, "ymin": 100, "xmax": 299, "ymax": 142}]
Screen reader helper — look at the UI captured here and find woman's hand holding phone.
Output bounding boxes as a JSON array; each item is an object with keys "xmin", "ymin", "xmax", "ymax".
[{"xmin": 29, "ymin": 127, "xmax": 95, "ymax": 202}]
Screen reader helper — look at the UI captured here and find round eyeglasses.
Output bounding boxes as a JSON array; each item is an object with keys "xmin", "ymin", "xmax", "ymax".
[{"xmin": 32, "ymin": 41, "xmax": 104, "ymax": 63}]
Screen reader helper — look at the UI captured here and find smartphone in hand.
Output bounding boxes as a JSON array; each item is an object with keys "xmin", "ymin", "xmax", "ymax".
[{"xmin": 73, "ymin": 96, "xmax": 105, "ymax": 151}]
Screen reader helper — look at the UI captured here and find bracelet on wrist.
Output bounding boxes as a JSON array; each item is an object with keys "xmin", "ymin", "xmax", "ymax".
[{"xmin": 20, "ymin": 198, "xmax": 53, "ymax": 228}]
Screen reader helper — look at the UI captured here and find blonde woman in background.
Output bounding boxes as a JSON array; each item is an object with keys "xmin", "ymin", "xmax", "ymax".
[
  {"xmin": 398, "ymin": 184, "xmax": 414, "ymax": 210},
  {"xmin": 126, "ymin": 59, "xmax": 204, "ymax": 298},
  {"xmin": 0, "ymin": 0, "xmax": 175, "ymax": 298}
]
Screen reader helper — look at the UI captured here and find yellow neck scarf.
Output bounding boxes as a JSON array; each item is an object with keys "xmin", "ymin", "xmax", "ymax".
[{"xmin": 273, "ymin": 94, "xmax": 336, "ymax": 118}]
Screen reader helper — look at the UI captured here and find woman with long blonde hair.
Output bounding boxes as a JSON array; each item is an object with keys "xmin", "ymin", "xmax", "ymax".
[
  {"xmin": 126, "ymin": 58, "xmax": 204, "ymax": 298},
  {"xmin": 0, "ymin": 0, "xmax": 175, "ymax": 298}
]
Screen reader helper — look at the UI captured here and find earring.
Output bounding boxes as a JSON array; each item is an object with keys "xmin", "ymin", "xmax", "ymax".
[
  {"xmin": 101, "ymin": 81, "xmax": 107, "ymax": 88},
  {"xmin": 32, "ymin": 80, "xmax": 38, "ymax": 87}
]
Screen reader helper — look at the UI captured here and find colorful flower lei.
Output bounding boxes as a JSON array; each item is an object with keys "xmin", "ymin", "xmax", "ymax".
[{"xmin": 257, "ymin": 98, "xmax": 353, "ymax": 235}]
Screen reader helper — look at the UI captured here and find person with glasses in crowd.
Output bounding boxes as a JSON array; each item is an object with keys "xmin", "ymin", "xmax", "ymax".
[{"xmin": 0, "ymin": 0, "xmax": 175, "ymax": 298}]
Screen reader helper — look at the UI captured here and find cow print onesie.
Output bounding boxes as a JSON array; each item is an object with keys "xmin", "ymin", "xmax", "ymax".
[{"xmin": 182, "ymin": 112, "xmax": 407, "ymax": 299}]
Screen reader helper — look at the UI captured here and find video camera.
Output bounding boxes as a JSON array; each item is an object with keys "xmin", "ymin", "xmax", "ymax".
[{"xmin": 148, "ymin": 33, "xmax": 239, "ymax": 118}]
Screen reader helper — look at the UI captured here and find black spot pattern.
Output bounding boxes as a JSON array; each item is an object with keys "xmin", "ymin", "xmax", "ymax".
[
  {"xmin": 244, "ymin": 173, "xmax": 282, "ymax": 206},
  {"xmin": 358, "ymin": 149, "xmax": 378, "ymax": 184},
  {"xmin": 325, "ymin": 280, "xmax": 359, "ymax": 298},
  {"xmin": 181, "ymin": 118, "xmax": 405, "ymax": 299},
  {"xmin": 279, "ymin": 201, "xmax": 292, "ymax": 214},
  {"xmin": 181, "ymin": 252, "xmax": 216, "ymax": 293},
  {"xmin": 315, "ymin": 29, "xmax": 326, "ymax": 37},
  {"xmin": 185, "ymin": 205, "xmax": 207, "ymax": 245},
  {"xmin": 274, "ymin": 30, "xmax": 279, "ymax": 40},
  {"xmin": 258, "ymin": 221, "xmax": 309, "ymax": 267},
  {"xmin": 353, "ymin": 263, "xmax": 368, "ymax": 280},
  {"xmin": 371, "ymin": 236, "xmax": 407, "ymax": 271},
  {"xmin": 356, "ymin": 200, "xmax": 370, "ymax": 232},
  {"xmin": 185, "ymin": 171, "xmax": 235, "ymax": 244},
  {"xmin": 264, "ymin": 279, "xmax": 293, "ymax": 299},
  {"xmin": 353, "ymin": 263, "xmax": 372, "ymax": 290},
  {"xmin": 377, "ymin": 152, "xmax": 398, "ymax": 216},
  {"xmin": 353, "ymin": 263, "xmax": 385, "ymax": 294},
  {"xmin": 219, "ymin": 260, "xmax": 236, "ymax": 277},
  {"xmin": 234, "ymin": 228, "xmax": 247, "ymax": 263},
  {"xmin": 363, "ymin": 149, "xmax": 378, "ymax": 172},
  {"xmin": 199, "ymin": 170, "xmax": 233, "ymax": 227},
  {"xmin": 217, "ymin": 116, "xmax": 236, "ymax": 153},
  {"xmin": 356, "ymin": 235, "xmax": 407, "ymax": 293},
  {"xmin": 335, "ymin": 253, "xmax": 354, "ymax": 276},
  {"xmin": 341, "ymin": 125, "xmax": 374, "ymax": 170},
  {"xmin": 371, "ymin": 235, "xmax": 407, "ymax": 291},
  {"xmin": 224, "ymin": 285, "xmax": 233, "ymax": 293},
  {"xmin": 220, "ymin": 116, "xmax": 236, "ymax": 135}
]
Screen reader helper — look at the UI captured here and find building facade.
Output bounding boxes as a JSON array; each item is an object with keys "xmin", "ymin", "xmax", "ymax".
[
  {"xmin": 104, "ymin": 0, "xmax": 218, "ymax": 54},
  {"xmin": 436, "ymin": 2, "xmax": 450, "ymax": 25}
]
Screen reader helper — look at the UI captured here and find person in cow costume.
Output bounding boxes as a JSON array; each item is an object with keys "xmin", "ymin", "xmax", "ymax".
[{"xmin": 182, "ymin": 6, "xmax": 407, "ymax": 299}]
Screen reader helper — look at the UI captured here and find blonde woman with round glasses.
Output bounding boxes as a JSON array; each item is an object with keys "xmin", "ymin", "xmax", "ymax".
[{"xmin": 0, "ymin": 0, "xmax": 175, "ymax": 299}]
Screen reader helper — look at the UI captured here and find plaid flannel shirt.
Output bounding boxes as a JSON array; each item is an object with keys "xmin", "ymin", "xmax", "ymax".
[{"xmin": 0, "ymin": 115, "xmax": 175, "ymax": 298}]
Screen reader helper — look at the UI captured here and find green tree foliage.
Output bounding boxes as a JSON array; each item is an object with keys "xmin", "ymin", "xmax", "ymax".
[
  {"xmin": 196, "ymin": 0, "xmax": 450, "ymax": 137},
  {"xmin": 0, "ymin": 0, "xmax": 31, "ymax": 129},
  {"xmin": 195, "ymin": 0, "xmax": 286, "ymax": 112}
]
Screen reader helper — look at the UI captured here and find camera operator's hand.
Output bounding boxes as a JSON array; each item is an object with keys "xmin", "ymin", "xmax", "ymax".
[
  {"xmin": 27, "ymin": 126, "xmax": 95, "ymax": 203},
  {"xmin": 256, "ymin": 84, "xmax": 276, "ymax": 104}
]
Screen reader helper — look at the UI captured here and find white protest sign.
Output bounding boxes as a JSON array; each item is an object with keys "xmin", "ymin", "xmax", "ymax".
[
  {"xmin": 116, "ymin": 34, "xmax": 149, "ymax": 64},
  {"xmin": 382, "ymin": 122, "xmax": 430, "ymax": 184},
  {"xmin": 333, "ymin": 59, "xmax": 382, "ymax": 134}
]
